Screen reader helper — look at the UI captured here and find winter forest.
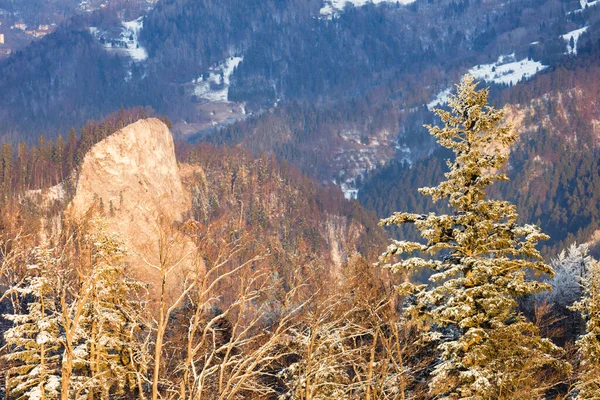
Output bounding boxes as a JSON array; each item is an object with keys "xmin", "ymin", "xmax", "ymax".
[{"xmin": 0, "ymin": 76, "xmax": 598, "ymax": 400}]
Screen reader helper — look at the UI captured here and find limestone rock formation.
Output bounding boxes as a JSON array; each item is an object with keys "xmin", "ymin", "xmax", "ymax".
[{"xmin": 69, "ymin": 118, "xmax": 197, "ymax": 296}]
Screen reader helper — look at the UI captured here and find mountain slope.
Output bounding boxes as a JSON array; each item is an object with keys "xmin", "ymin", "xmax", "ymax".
[
  {"xmin": 359, "ymin": 52, "xmax": 600, "ymax": 255},
  {"xmin": 9, "ymin": 117, "xmax": 386, "ymax": 295}
]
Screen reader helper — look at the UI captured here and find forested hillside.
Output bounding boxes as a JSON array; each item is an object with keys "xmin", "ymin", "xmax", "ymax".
[
  {"xmin": 0, "ymin": 0, "xmax": 599, "ymax": 256},
  {"xmin": 360, "ymin": 50, "xmax": 600, "ymax": 255},
  {"xmin": 2, "ymin": 79, "xmax": 600, "ymax": 399},
  {"xmin": 3, "ymin": 0, "xmax": 600, "ymax": 398},
  {"xmin": 0, "ymin": 0, "xmax": 594, "ymax": 141}
]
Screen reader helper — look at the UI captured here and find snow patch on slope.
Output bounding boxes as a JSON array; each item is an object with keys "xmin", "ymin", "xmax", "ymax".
[
  {"xmin": 192, "ymin": 56, "xmax": 243, "ymax": 102},
  {"xmin": 89, "ymin": 17, "xmax": 147, "ymax": 62},
  {"xmin": 561, "ymin": 26, "xmax": 588, "ymax": 55},
  {"xmin": 427, "ymin": 88, "xmax": 452, "ymax": 110},
  {"xmin": 469, "ymin": 54, "xmax": 547, "ymax": 85},
  {"xmin": 568, "ymin": 0, "xmax": 599, "ymax": 14},
  {"xmin": 121, "ymin": 18, "xmax": 147, "ymax": 62},
  {"xmin": 580, "ymin": 0, "xmax": 600, "ymax": 9},
  {"xmin": 427, "ymin": 54, "xmax": 547, "ymax": 108},
  {"xmin": 320, "ymin": 0, "xmax": 415, "ymax": 17}
]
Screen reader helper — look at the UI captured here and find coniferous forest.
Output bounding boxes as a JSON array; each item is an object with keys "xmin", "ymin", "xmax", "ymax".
[
  {"xmin": 2, "ymin": 0, "xmax": 600, "ymax": 398},
  {"xmin": 0, "ymin": 76, "xmax": 599, "ymax": 399}
]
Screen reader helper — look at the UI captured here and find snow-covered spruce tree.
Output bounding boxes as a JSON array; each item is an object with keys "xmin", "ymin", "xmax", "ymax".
[
  {"xmin": 538, "ymin": 243, "xmax": 593, "ymax": 339},
  {"xmin": 569, "ymin": 257, "xmax": 600, "ymax": 399},
  {"xmin": 71, "ymin": 221, "xmax": 148, "ymax": 399},
  {"xmin": 544, "ymin": 243, "xmax": 592, "ymax": 310},
  {"xmin": 3, "ymin": 245, "xmax": 63, "ymax": 400},
  {"xmin": 379, "ymin": 75, "xmax": 568, "ymax": 399}
]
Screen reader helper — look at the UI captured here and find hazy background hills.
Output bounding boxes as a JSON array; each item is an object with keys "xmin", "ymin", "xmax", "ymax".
[{"xmin": 1, "ymin": 0, "xmax": 600, "ymax": 255}]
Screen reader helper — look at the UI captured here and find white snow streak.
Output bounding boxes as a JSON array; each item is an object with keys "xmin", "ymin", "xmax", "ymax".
[
  {"xmin": 427, "ymin": 88, "xmax": 451, "ymax": 110},
  {"xmin": 341, "ymin": 184, "xmax": 359, "ymax": 200},
  {"xmin": 89, "ymin": 17, "xmax": 148, "ymax": 62},
  {"xmin": 427, "ymin": 54, "xmax": 547, "ymax": 107},
  {"xmin": 580, "ymin": 0, "xmax": 600, "ymax": 9},
  {"xmin": 320, "ymin": 0, "xmax": 415, "ymax": 17},
  {"xmin": 121, "ymin": 18, "xmax": 148, "ymax": 62},
  {"xmin": 560, "ymin": 26, "xmax": 588, "ymax": 55},
  {"xmin": 568, "ymin": 0, "xmax": 599, "ymax": 14},
  {"xmin": 192, "ymin": 56, "xmax": 243, "ymax": 102},
  {"xmin": 468, "ymin": 54, "xmax": 547, "ymax": 85}
]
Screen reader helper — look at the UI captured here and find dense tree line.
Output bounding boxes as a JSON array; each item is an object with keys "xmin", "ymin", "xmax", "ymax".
[
  {"xmin": 142, "ymin": 0, "xmax": 572, "ymax": 106},
  {"xmin": 177, "ymin": 142, "xmax": 386, "ymax": 263},
  {"xmin": 0, "ymin": 114, "xmax": 410, "ymax": 400},
  {"xmin": 0, "ymin": 107, "xmax": 164, "ymax": 202},
  {"xmin": 360, "ymin": 138, "xmax": 600, "ymax": 257}
]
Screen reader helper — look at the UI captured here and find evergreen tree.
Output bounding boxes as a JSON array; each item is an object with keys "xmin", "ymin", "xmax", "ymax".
[
  {"xmin": 3, "ymin": 245, "xmax": 63, "ymax": 400},
  {"xmin": 570, "ymin": 257, "xmax": 600, "ymax": 399},
  {"xmin": 379, "ymin": 75, "xmax": 568, "ymax": 399},
  {"xmin": 65, "ymin": 128, "xmax": 77, "ymax": 176},
  {"xmin": 544, "ymin": 243, "xmax": 592, "ymax": 308},
  {"xmin": 538, "ymin": 243, "xmax": 593, "ymax": 339},
  {"xmin": 16, "ymin": 142, "xmax": 29, "ymax": 192},
  {"xmin": 71, "ymin": 222, "xmax": 148, "ymax": 399}
]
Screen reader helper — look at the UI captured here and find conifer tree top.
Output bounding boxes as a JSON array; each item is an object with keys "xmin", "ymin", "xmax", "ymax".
[
  {"xmin": 378, "ymin": 74, "xmax": 566, "ymax": 399},
  {"xmin": 380, "ymin": 74, "xmax": 552, "ymax": 282}
]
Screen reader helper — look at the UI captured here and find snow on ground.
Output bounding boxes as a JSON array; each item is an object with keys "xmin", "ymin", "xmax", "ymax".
[
  {"xmin": 427, "ymin": 88, "xmax": 451, "ymax": 110},
  {"xmin": 192, "ymin": 56, "xmax": 243, "ymax": 102},
  {"xmin": 568, "ymin": 0, "xmax": 599, "ymax": 14},
  {"xmin": 561, "ymin": 26, "xmax": 588, "ymax": 55},
  {"xmin": 340, "ymin": 183, "xmax": 359, "ymax": 200},
  {"xmin": 427, "ymin": 54, "xmax": 547, "ymax": 108},
  {"xmin": 320, "ymin": 0, "xmax": 415, "ymax": 17},
  {"xmin": 121, "ymin": 18, "xmax": 147, "ymax": 62},
  {"xmin": 468, "ymin": 54, "xmax": 548, "ymax": 85},
  {"xmin": 580, "ymin": 0, "xmax": 600, "ymax": 9},
  {"xmin": 89, "ymin": 17, "xmax": 148, "ymax": 62}
]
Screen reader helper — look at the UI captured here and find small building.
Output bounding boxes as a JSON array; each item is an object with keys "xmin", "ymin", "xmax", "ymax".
[
  {"xmin": 12, "ymin": 22, "xmax": 26, "ymax": 30},
  {"xmin": 0, "ymin": 48, "xmax": 12, "ymax": 56},
  {"xmin": 38, "ymin": 24, "xmax": 50, "ymax": 31},
  {"xmin": 0, "ymin": 33, "xmax": 4, "ymax": 44}
]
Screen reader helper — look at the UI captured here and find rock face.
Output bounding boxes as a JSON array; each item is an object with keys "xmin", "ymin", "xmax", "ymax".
[
  {"xmin": 70, "ymin": 118, "xmax": 195, "ymax": 295},
  {"xmin": 71, "ymin": 118, "xmax": 188, "ymax": 218}
]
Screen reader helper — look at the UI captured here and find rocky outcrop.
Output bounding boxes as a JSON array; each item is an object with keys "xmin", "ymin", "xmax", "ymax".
[
  {"xmin": 69, "ymin": 118, "xmax": 196, "ymax": 296},
  {"xmin": 325, "ymin": 214, "xmax": 362, "ymax": 278},
  {"xmin": 71, "ymin": 118, "xmax": 188, "ymax": 218}
]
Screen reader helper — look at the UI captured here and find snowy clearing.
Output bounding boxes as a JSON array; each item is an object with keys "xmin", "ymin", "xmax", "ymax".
[
  {"xmin": 580, "ymin": 0, "xmax": 600, "ymax": 9},
  {"xmin": 89, "ymin": 17, "xmax": 148, "ymax": 62},
  {"xmin": 427, "ymin": 55, "xmax": 547, "ymax": 108},
  {"xmin": 340, "ymin": 183, "xmax": 359, "ymax": 200},
  {"xmin": 468, "ymin": 54, "xmax": 547, "ymax": 85},
  {"xmin": 568, "ymin": 0, "xmax": 599, "ymax": 14},
  {"xmin": 320, "ymin": 0, "xmax": 415, "ymax": 17},
  {"xmin": 121, "ymin": 18, "xmax": 147, "ymax": 62},
  {"xmin": 427, "ymin": 88, "xmax": 452, "ymax": 110},
  {"xmin": 333, "ymin": 128, "xmax": 413, "ymax": 200},
  {"xmin": 560, "ymin": 26, "xmax": 588, "ymax": 55},
  {"xmin": 192, "ymin": 57, "xmax": 243, "ymax": 103}
]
